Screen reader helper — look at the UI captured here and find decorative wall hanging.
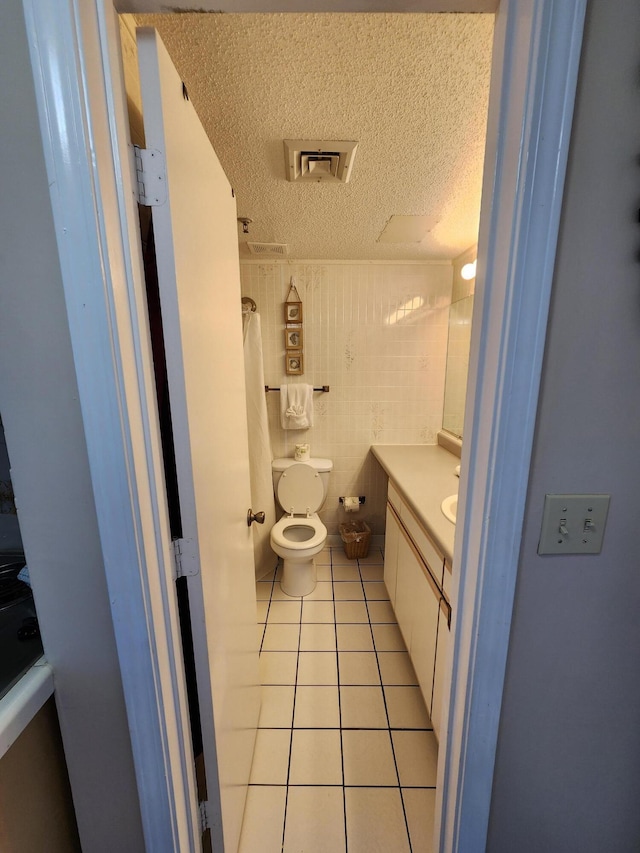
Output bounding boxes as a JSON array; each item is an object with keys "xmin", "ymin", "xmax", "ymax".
[
  {"xmin": 284, "ymin": 278, "xmax": 304, "ymax": 374},
  {"xmin": 286, "ymin": 351, "xmax": 304, "ymax": 375},
  {"xmin": 285, "ymin": 328, "xmax": 303, "ymax": 349}
]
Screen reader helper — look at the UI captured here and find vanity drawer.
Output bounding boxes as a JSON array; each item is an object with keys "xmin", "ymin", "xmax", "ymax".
[{"xmin": 402, "ymin": 502, "xmax": 445, "ymax": 586}]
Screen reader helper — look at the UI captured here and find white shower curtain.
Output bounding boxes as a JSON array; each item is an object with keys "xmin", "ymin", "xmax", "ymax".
[{"xmin": 243, "ymin": 311, "xmax": 277, "ymax": 579}]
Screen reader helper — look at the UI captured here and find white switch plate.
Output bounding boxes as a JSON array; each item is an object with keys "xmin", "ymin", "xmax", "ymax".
[{"xmin": 538, "ymin": 494, "xmax": 610, "ymax": 555}]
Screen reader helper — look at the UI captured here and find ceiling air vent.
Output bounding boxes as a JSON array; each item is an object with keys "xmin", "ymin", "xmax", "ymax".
[
  {"xmin": 284, "ymin": 140, "xmax": 358, "ymax": 184},
  {"xmin": 246, "ymin": 242, "xmax": 289, "ymax": 257}
]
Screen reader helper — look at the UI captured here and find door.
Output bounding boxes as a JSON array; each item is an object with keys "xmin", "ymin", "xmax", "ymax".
[{"xmin": 137, "ymin": 28, "xmax": 261, "ymax": 852}]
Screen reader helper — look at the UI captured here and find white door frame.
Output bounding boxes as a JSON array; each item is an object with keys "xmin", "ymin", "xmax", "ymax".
[{"xmin": 20, "ymin": 0, "xmax": 586, "ymax": 850}]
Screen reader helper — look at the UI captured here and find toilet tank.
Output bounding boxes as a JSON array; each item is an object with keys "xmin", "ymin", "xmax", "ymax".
[{"xmin": 272, "ymin": 458, "xmax": 333, "ymax": 510}]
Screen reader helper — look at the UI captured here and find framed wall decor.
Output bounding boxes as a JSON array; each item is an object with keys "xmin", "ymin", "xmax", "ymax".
[
  {"xmin": 285, "ymin": 351, "xmax": 304, "ymax": 375},
  {"xmin": 285, "ymin": 328, "xmax": 303, "ymax": 349},
  {"xmin": 284, "ymin": 301, "xmax": 303, "ymax": 323}
]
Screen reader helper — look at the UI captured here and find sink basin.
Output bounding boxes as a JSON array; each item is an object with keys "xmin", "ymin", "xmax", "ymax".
[{"xmin": 441, "ymin": 494, "xmax": 458, "ymax": 524}]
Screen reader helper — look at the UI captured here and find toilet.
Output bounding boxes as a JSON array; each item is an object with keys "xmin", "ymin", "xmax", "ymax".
[{"xmin": 270, "ymin": 458, "xmax": 333, "ymax": 596}]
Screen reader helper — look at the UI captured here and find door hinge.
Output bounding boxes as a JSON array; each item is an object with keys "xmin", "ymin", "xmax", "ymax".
[
  {"xmin": 199, "ymin": 800, "xmax": 210, "ymax": 834},
  {"xmin": 172, "ymin": 537, "xmax": 199, "ymax": 579},
  {"xmin": 133, "ymin": 145, "xmax": 167, "ymax": 207}
]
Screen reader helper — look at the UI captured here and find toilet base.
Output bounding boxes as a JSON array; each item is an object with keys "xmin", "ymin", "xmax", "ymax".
[{"xmin": 281, "ymin": 556, "xmax": 317, "ymax": 597}]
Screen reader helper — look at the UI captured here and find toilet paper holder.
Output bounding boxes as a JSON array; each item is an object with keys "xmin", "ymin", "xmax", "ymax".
[{"xmin": 339, "ymin": 496, "xmax": 366, "ymax": 506}]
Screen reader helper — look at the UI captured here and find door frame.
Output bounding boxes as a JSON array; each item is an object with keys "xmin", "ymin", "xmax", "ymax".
[{"xmin": 19, "ymin": 1, "xmax": 586, "ymax": 851}]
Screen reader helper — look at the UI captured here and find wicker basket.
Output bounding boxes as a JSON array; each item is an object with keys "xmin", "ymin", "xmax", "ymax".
[{"xmin": 339, "ymin": 520, "xmax": 371, "ymax": 560}]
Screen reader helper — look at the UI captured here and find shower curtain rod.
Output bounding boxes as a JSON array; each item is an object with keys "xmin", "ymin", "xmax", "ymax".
[{"xmin": 265, "ymin": 385, "xmax": 330, "ymax": 393}]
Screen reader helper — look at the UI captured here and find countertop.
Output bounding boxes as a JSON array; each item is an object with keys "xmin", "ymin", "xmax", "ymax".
[{"xmin": 371, "ymin": 444, "xmax": 460, "ymax": 563}]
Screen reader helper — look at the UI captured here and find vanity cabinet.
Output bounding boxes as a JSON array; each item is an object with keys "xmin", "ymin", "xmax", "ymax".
[{"xmin": 383, "ymin": 482, "xmax": 452, "ymax": 741}]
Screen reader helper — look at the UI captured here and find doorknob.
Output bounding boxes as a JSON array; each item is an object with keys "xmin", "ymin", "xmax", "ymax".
[{"xmin": 247, "ymin": 509, "xmax": 266, "ymax": 527}]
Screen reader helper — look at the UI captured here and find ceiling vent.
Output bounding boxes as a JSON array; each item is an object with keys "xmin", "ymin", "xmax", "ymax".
[
  {"xmin": 246, "ymin": 241, "xmax": 289, "ymax": 257},
  {"xmin": 284, "ymin": 140, "xmax": 358, "ymax": 184}
]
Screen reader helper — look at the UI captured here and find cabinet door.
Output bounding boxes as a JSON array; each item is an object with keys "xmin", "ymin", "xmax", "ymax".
[
  {"xmin": 383, "ymin": 503, "xmax": 400, "ymax": 605},
  {"xmin": 394, "ymin": 532, "xmax": 418, "ymax": 650},
  {"xmin": 431, "ymin": 600, "xmax": 451, "ymax": 741},
  {"xmin": 409, "ymin": 554, "xmax": 440, "ymax": 716}
]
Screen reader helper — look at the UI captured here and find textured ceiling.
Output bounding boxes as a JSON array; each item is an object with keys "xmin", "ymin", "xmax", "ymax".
[{"xmin": 133, "ymin": 13, "xmax": 494, "ymax": 260}]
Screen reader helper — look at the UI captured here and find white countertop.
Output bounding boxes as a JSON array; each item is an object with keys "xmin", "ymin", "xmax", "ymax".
[{"xmin": 371, "ymin": 444, "xmax": 460, "ymax": 563}]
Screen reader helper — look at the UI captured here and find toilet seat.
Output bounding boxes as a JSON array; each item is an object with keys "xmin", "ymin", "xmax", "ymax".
[
  {"xmin": 276, "ymin": 463, "xmax": 324, "ymax": 515},
  {"xmin": 271, "ymin": 514, "xmax": 326, "ymax": 551}
]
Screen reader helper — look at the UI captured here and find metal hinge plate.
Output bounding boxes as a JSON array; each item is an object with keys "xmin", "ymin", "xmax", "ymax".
[
  {"xmin": 133, "ymin": 145, "xmax": 167, "ymax": 206},
  {"xmin": 199, "ymin": 800, "xmax": 210, "ymax": 834},
  {"xmin": 172, "ymin": 537, "xmax": 199, "ymax": 579}
]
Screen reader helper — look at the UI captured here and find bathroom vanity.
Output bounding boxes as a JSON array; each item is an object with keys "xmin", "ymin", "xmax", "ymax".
[{"xmin": 371, "ymin": 444, "xmax": 459, "ymax": 741}]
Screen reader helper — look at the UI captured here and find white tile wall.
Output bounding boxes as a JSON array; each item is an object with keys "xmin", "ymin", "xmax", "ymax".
[{"xmin": 240, "ymin": 262, "xmax": 452, "ymax": 536}]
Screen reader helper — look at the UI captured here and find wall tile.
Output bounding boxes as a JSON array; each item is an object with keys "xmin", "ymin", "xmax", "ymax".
[{"xmin": 241, "ymin": 262, "xmax": 452, "ymax": 535}]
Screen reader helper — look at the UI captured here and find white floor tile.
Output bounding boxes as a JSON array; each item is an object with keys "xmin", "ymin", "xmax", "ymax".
[
  {"xmin": 340, "ymin": 686, "xmax": 387, "ymax": 729},
  {"xmin": 297, "ymin": 651, "xmax": 338, "ymax": 685},
  {"xmin": 391, "ymin": 731, "xmax": 438, "ymax": 787},
  {"xmin": 302, "ymin": 600, "xmax": 335, "ymax": 623},
  {"xmin": 256, "ymin": 623, "xmax": 265, "ymax": 649},
  {"xmin": 249, "ymin": 729, "xmax": 291, "ymax": 784},
  {"xmin": 359, "ymin": 564, "xmax": 385, "ymax": 581},
  {"xmin": 293, "ymin": 686, "xmax": 340, "ymax": 728},
  {"xmin": 288, "ymin": 729, "xmax": 342, "ymax": 784},
  {"xmin": 403, "ymin": 788, "xmax": 436, "ymax": 853},
  {"xmin": 259, "ymin": 652, "xmax": 298, "ymax": 685},
  {"xmin": 338, "ymin": 652, "xmax": 381, "ymax": 686},
  {"xmin": 283, "ymin": 787, "xmax": 346, "ymax": 853},
  {"xmin": 258, "ymin": 566, "xmax": 278, "ymax": 582},
  {"xmin": 331, "ymin": 553, "xmax": 358, "ymax": 567},
  {"xmin": 261, "ymin": 623, "xmax": 300, "ymax": 652},
  {"xmin": 256, "ymin": 582, "xmax": 273, "ymax": 601},
  {"xmin": 270, "ymin": 584, "xmax": 302, "ymax": 602},
  {"xmin": 336, "ymin": 624, "xmax": 374, "ymax": 652},
  {"xmin": 367, "ymin": 600, "xmax": 397, "ymax": 623},
  {"xmin": 364, "ymin": 581, "xmax": 390, "ymax": 601},
  {"xmin": 268, "ymin": 600, "xmax": 302, "ymax": 623},
  {"xmin": 372, "ymin": 623, "xmax": 406, "ymax": 652},
  {"xmin": 385, "ymin": 686, "xmax": 432, "ymax": 730},
  {"xmin": 342, "ymin": 730, "xmax": 398, "ymax": 786},
  {"xmin": 238, "ymin": 786, "xmax": 286, "ymax": 853},
  {"xmin": 303, "ymin": 580, "xmax": 334, "ymax": 601},
  {"xmin": 377, "ymin": 652, "xmax": 419, "ymax": 686},
  {"xmin": 256, "ymin": 600, "xmax": 268, "ymax": 623},
  {"xmin": 333, "ymin": 581, "xmax": 365, "ymax": 601},
  {"xmin": 300, "ymin": 622, "xmax": 336, "ymax": 651},
  {"xmin": 315, "ymin": 564, "xmax": 332, "ymax": 581},
  {"xmin": 357, "ymin": 549, "xmax": 384, "ymax": 566},
  {"xmin": 334, "ymin": 601, "xmax": 369, "ymax": 623},
  {"xmin": 316, "ymin": 549, "xmax": 332, "ymax": 565},
  {"xmin": 345, "ymin": 787, "xmax": 411, "ymax": 853},
  {"xmin": 258, "ymin": 686, "xmax": 295, "ymax": 728},
  {"xmin": 332, "ymin": 564, "xmax": 361, "ymax": 582}
]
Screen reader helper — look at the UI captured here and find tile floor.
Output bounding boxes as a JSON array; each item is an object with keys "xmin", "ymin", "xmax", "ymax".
[{"xmin": 239, "ymin": 546, "xmax": 437, "ymax": 853}]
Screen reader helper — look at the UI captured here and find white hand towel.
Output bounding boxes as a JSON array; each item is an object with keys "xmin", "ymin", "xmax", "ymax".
[{"xmin": 280, "ymin": 383, "xmax": 314, "ymax": 429}]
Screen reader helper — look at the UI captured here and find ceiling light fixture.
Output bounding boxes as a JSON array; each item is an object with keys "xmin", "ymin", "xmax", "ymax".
[{"xmin": 461, "ymin": 260, "xmax": 477, "ymax": 280}]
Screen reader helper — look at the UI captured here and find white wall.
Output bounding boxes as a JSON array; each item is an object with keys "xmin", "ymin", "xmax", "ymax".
[
  {"xmin": 0, "ymin": 1, "xmax": 145, "ymax": 849},
  {"xmin": 241, "ymin": 260, "xmax": 451, "ymax": 536},
  {"xmin": 487, "ymin": 1, "xmax": 640, "ymax": 849}
]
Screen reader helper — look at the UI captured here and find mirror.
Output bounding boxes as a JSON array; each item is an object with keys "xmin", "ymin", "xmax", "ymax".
[
  {"xmin": 442, "ymin": 295, "xmax": 474, "ymax": 438},
  {"xmin": 442, "ymin": 248, "xmax": 476, "ymax": 439}
]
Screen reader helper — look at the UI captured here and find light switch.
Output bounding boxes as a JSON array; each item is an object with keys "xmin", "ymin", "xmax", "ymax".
[{"xmin": 538, "ymin": 494, "xmax": 610, "ymax": 555}]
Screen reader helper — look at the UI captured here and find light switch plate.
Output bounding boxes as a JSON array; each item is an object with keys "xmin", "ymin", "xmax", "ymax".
[{"xmin": 538, "ymin": 494, "xmax": 610, "ymax": 555}]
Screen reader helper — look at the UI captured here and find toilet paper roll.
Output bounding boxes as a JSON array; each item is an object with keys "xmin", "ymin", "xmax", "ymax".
[{"xmin": 344, "ymin": 496, "xmax": 360, "ymax": 513}]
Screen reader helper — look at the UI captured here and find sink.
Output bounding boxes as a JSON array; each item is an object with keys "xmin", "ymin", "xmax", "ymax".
[{"xmin": 441, "ymin": 494, "xmax": 458, "ymax": 524}]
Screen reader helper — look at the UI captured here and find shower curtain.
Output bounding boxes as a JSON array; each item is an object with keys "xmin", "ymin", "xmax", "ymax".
[{"xmin": 243, "ymin": 311, "xmax": 277, "ymax": 580}]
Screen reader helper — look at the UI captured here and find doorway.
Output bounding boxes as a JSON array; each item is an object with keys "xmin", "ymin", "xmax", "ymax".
[{"xmin": 20, "ymin": 0, "xmax": 587, "ymax": 849}]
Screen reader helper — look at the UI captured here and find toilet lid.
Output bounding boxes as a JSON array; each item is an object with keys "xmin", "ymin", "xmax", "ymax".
[{"xmin": 276, "ymin": 463, "xmax": 324, "ymax": 514}]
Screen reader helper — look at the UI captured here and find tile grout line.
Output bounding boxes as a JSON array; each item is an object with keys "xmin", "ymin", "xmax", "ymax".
[
  {"xmin": 359, "ymin": 555, "xmax": 414, "ymax": 853},
  {"xmin": 331, "ymin": 550, "xmax": 349, "ymax": 853},
  {"xmin": 278, "ymin": 563, "xmax": 302, "ymax": 853}
]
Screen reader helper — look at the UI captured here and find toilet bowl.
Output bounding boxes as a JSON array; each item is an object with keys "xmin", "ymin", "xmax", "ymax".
[{"xmin": 270, "ymin": 458, "xmax": 333, "ymax": 597}]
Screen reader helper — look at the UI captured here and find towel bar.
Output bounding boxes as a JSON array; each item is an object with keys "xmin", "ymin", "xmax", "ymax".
[{"xmin": 265, "ymin": 385, "xmax": 329, "ymax": 393}]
